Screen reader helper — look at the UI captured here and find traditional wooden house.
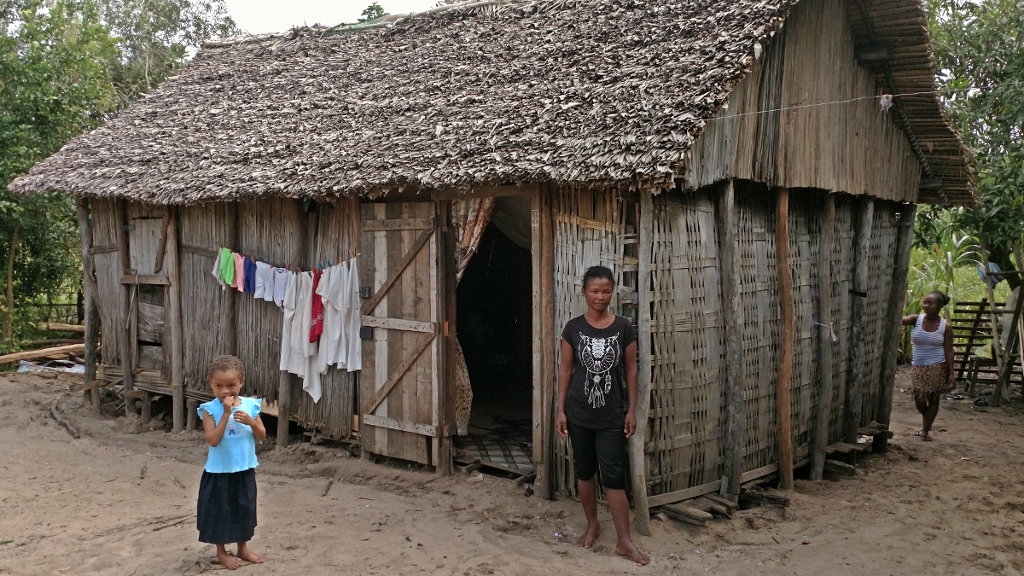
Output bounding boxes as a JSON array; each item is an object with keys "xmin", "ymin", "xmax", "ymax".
[{"xmin": 11, "ymin": 0, "xmax": 972, "ymax": 529}]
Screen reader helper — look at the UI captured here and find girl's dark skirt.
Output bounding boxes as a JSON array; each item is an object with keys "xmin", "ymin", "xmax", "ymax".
[{"xmin": 197, "ymin": 468, "xmax": 257, "ymax": 545}]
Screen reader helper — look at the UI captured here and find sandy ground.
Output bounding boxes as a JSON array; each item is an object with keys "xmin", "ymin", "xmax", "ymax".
[{"xmin": 2, "ymin": 370, "xmax": 1024, "ymax": 576}]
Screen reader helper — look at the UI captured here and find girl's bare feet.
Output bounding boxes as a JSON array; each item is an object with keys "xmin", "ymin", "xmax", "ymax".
[
  {"xmin": 215, "ymin": 546, "xmax": 241, "ymax": 570},
  {"xmin": 237, "ymin": 542, "xmax": 264, "ymax": 564},
  {"xmin": 616, "ymin": 539, "xmax": 650, "ymax": 565},
  {"xmin": 576, "ymin": 524, "xmax": 601, "ymax": 549}
]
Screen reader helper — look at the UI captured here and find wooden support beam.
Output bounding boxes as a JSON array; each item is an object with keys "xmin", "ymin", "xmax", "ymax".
[
  {"xmin": 810, "ymin": 194, "xmax": 836, "ymax": 480},
  {"xmin": 186, "ymin": 399, "xmax": 199, "ymax": 432},
  {"xmin": 775, "ymin": 188, "xmax": 794, "ymax": 490},
  {"xmin": 116, "ymin": 200, "xmax": 135, "ymax": 413},
  {"xmin": 630, "ymin": 188, "xmax": 654, "ymax": 535},
  {"xmin": 875, "ymin": 204, "xmax": 916, "ymax": 452},
  {"xmin": 715, "ymin": 180, "xmax": 744, "ymax": 499},
  {"xmin": 540, "ymin": 186, "xmax": 555, "ymax": 498},
  {"xmin": 435, "ymin": 198, "xmax": 455, "ymax": 475},
  {"xmin": 978, "ymin": 239, "xmax": 1005, "ymax": 382},
  {"xmin": 75, "ymin": 198, "xmax": 100, "ymax": 409},
  {"xmin": 844, "ymin": 198, "xmax": 874, "ymax": 443},
  {"xmin": 165, "ymin": 208, "xmax": 185, "ymax": 433}
]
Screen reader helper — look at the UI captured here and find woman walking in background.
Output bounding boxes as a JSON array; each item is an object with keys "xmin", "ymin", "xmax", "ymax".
[{"xmin": 902, "ymin": 290, "xmax": 956, "ymax": 441}]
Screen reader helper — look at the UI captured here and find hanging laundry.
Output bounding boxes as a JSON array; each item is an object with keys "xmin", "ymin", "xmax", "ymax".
[
  {"xmin": 232, "ymin": 252, "xmax": 245, "ymax": 292},
  {"xmin": 254, "ymin": 261, "xmax": 273, "ymax": 300},
  {"xmin": 315, "ymin": 263, "xmax": 348, "ymax": 374},
  {"xmin": 219, "ymin": 247, "xmax": 234, "ymax": 286},
  {"xmin": 273, "ymin": 267, "xmax": 288, "ymax": 307},
  {"xmin": 310, "ymin": 268, "xmax": 324, "ymax": 343},
  {"xmin": 211, "ymin": 248, "xmax": 226, "ymax": 289},
  {"xmin": 345, "ymin": 256, "xmax": 362, "ymax": 372},
  {"xmin": 243, "ymin": 257, "xmax": 257, "ymax": 294},
  {"xmin": 279, "ymin": 270, "xmax": 306, "ymax": 377},
  {"xmin": 291, "ymin": 271, "xmax": 321, "ymax": 402}
]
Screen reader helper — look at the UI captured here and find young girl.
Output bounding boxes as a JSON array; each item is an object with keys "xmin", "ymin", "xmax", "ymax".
[
  {"xmin": 555, "ymin": 266, "xmax": 649, "ymax": 565},
  {"xmin": 901, "ymin": 290, "xmax": 956, "ymax": 441},
  {"xmin": 197, "ymin": 355, "xmax": 266, "ymax": 569}
]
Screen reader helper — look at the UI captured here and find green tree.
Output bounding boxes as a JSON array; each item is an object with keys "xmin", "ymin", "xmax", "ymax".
[
  {"xmin": 1, "ymin": 0, "xmax": 242, "ymax": 347},
  {"xmin": 0, "ymin": 0, "xmax": 120, "ymax": 344},
  {"xmin": 359, "ymin": 2, "xmax": 386, "ymax": 23},
  {"xmin": 922, "ymin": 0, "xmax": 1024, "ymax": 282}
]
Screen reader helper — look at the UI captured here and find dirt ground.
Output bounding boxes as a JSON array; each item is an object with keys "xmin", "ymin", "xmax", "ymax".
[{"xmin": 1, "ymin": 370, "xmax": 1023, "ymax": 576}]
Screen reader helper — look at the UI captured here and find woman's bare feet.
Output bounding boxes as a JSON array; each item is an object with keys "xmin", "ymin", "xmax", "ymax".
[
  {"xmin": 615, "ymin": 539, "xmax": 650, "ymax": 565},
  {"xmin": 576, "ymin": 524, "xmax": 601, "ymax": 549},
  {"xmin": 237, "ymin": 542, "xmax": 264, "ymax": 564},
  {"xmin": 215, "ymin": 546, "xmax": 241, "ymax": 570}
]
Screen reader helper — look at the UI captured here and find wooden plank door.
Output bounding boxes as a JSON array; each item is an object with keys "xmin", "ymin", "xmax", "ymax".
[{"xmin": 359, "ymin": 202, "xmax": 442, "ymax": 466}]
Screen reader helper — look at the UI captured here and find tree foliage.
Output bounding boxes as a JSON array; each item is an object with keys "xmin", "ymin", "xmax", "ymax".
[
  {"xmin": 359, "ymin": 2, "xmax": 386, "ymax": 23},
  {"xmin": 921, "ymin": 0, "xmax": 1024, "ymax": 277},
  {"xmin": 0, "ymin": 0, "xmax": 241, "ymax": 346}
]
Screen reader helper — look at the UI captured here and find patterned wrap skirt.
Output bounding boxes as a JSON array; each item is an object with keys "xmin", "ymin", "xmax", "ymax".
[
  {"xmin": 911, "ymin": 362, "xmax": 951, "ymax": 395},
  {"xmin": 197, "ymin": 468, "xmax": 257, "ymax": 545}
]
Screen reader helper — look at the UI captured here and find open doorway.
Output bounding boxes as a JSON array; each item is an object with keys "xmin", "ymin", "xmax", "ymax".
[{"xmin": 454, "ymin": 200, "xmax": 533, "ymax": 475}]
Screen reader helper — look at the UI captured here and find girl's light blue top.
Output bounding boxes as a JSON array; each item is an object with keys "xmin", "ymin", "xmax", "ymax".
[{"xmin": 198, "ymin": 397, "xmax": 262, "ymax": 473}]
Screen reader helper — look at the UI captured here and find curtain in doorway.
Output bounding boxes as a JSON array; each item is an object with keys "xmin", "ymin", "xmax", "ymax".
[{"xmin": 451, "ymin": 197, "xmax": 495, "ymax": 435}]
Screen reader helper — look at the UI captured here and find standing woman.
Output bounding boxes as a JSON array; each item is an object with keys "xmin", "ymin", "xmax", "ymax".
[
  {"xmin": 902, "ymin": 290, "xmax": 956, "ymax": 441},
  {"xmin": 556, "ymin": 266, "xmax": 649, "ymax": 565}
]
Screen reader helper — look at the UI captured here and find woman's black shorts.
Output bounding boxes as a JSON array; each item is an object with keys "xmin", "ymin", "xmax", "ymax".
[{"xmin": 566, "ymin": 421, "xmax": 627, "ymax": 490}]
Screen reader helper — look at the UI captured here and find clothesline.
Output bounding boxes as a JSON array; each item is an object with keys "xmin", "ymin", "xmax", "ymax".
[{"xmin": 209, "ymin": 246, "xmax": 362, "ymax": 405}]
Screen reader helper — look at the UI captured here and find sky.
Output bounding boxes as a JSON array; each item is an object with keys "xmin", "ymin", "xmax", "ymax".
[{"xmin": 222, "ymin": 0, "xmax": 438, "ymax": 34}]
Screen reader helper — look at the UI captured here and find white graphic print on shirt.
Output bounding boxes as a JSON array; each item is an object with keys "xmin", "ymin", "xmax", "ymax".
[{"xmin": 578, "ymin": 333, "xmax": 619, "ymax": 408}]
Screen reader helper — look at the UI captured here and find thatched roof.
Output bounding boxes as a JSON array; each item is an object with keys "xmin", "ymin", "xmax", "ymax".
[{"xmin": 8, "ymin": 0, "xmax": 971, "ymax": 205}]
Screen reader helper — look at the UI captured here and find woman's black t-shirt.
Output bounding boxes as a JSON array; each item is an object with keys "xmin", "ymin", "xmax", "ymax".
[{"xmin": 561, "ymin": 314, "xmax": 637, "ymax": 430}]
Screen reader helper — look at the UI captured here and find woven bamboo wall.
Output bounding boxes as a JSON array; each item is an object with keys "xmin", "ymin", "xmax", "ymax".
[
  {"xmin": 787, "ymin": 190, "xmax": 821, "ymax": 465},
  {"xmin": 827, "ymin": 196, "xmax": 855, "ymax": 444},
  {"xmin": 89, "ymin": 199, "xmax": 123, "ymax": 366},
  {"xmin": 550, "ymin": 186, "xmax": 636, "ymax": 495},
  {"xmin": 735, "ymin": 186, "xmax": 781, "ymax": 474},
  {"xmin": 645, "ymin": 189, "xmax": 726, "ymax": 496},
  {"xmin": 859, "ymin": 201, "xmax": 900, "ymax": 425},
  {"xmin": 682, "ymin": 0, "xmax": 921, "ymax": 202},
  {"xmin": 178, "ymin": 203, "xmax": 231, "ymax": 392}
]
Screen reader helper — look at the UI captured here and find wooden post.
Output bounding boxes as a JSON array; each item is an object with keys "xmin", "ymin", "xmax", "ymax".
[
  {"xmin": 978, "ymin": 239, "xmax": 1004, "ymax": 376},
  {"xmin": 875, "ymin": 204, "xmax": 916, "ymax": 452},
  {"xmin": 435, "ymin": 198, "xmax": 455, "ymax": 475},
  {"xmin": 628, "ymin": 188, "xmax": 653, "ymax": 534},
  {"xmin": 186, "ymin": 399, "xmax": 199, "ymax": 432},
  {"xmin": 992, "ymin": 291, "xmax": 1024, "ymax": 406},
  {"xmin": 844, "ymin": 198, "xmax": 874, "ymax": 443},
  {"xmin": 531, "ymin": 187, "xmax": 554, "ymax": 498},
  {"xmin": 75, "ymin": 198, "xmax": 101, "ymax": 409},
  {"xmin": 165, "ymin": 207, "xmax": 185, "ymax": 433},
  {"xmin": 223, "ymin": 202, "xmax": 238, "ymax": 355},
  {"xmin": 810, "ymin": 194, "xmax": 836, "ymax": 480},
  {"xmin": 715, "ymin": 180, "xmax": 744, "ymax": 500},
  {"xmin": 277, "ymin": 200, "xmax": 304, "ymax": 451},
  {"xmin": 116, "ymin": 199, "xmax": 135, "ymax": 412},
  {"xmin": 774, "ymin": 189, "xmax": 794, "ymax": 490}
]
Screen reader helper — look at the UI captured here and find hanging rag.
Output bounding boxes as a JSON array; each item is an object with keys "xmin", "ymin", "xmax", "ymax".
[
  {"xmin": 211, "ymin": 248, "xmax": 226, "ymax": 289},
  {"xmin": 310, "ymin": 268, "xmax": 324, "ymax": 343},
  {"xmin": 219, "ymin": 247, "xmax": 235, "ymax": 286},
  {"xmin": 232, "ymin": 252, "xmax": 245, "ymax": 292},
  {"xmin": 243, "ymin": 257, "xmax": 257, "ymax": 294}
]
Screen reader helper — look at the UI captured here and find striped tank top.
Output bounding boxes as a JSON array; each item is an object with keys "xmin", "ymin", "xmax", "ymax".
[{"xmin": 911, "ymin": 315, "xmax": 946, "ymax": 366}]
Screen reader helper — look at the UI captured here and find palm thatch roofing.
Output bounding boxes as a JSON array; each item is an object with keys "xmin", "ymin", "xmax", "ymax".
[{"xmin": 9, "ymin": 0, "xmax": 972, "ymax": 205}]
